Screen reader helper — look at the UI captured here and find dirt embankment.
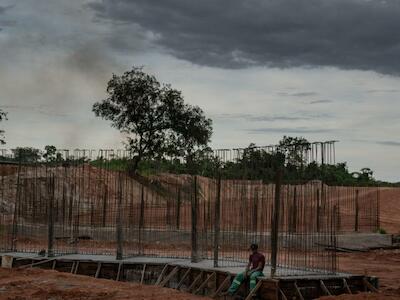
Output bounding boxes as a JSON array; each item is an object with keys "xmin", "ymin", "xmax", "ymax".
[
  {"xmin": 378, "ymin": 188, "xmax": 400, "ymax": 234},
  {"xmin": 0, "ymin": 267, "xmax": 209, "ymax": 300}
]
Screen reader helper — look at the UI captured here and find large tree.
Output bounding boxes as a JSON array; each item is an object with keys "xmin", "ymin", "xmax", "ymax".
[
  {"xmin": 93, "ymin": 67, "xmax": 213, "ymax": 173},
  {"xmin": 0, "ymin": 109, "xmax": 7, "ymax": 145}
]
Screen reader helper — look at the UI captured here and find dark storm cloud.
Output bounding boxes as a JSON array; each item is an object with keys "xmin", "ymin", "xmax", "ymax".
[
  {"xmin": 0, "ymin": 5, "xmax": 13, "ymax": 14},
  {"xmin": 0, "ymin": 4, "xmax": 15, "ymax": 30},
  {"xmin": 88, "ymin": 0, "xmax": 400, "ymax": 74}
]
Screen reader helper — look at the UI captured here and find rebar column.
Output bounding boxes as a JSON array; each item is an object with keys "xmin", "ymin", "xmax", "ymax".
[
  {"xmin": 116, "ymin": 172, "xmax": 123, "ymax": 260},
  {"xmin": 139, "ymin": 184, "xmax": 145, "ymax": 255},
  {"xmin": 355, "ymin": 189, "xmax": 359, "ymax": 232},
  {"xmin": 271, "ymin": 168, "xmax": 283, "ymax": 277},
  {"xmin": 191, "ymin": 175, "xmax": 199, "ymax": 263},
  {"xmin": 176, "ymin": 188, "xmax": 181, "ymax": 230},
  {"xmin": 47, "ymin": 174, "xmax": 55, "ymax": 257},
  {"xmin": 213, "ymin": 176, "xmax": 221, "ymax": 267}
]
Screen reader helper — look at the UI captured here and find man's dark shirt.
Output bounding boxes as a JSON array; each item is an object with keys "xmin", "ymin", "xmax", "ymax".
[{"xmin": 249, "ymin": 252, "xmax": 265, "ymax": 271}]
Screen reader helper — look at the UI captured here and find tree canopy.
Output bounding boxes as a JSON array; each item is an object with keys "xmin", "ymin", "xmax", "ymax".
[{"xmin": 93, "ymin": 67, "xmax": 212, "ymax": 173}]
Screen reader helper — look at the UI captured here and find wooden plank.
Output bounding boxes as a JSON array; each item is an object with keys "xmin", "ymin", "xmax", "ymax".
[
  {"xmin": 245, "ymin": 280, "xmax": 263, "ymax": 300},
  {"xmin": 74, "ymin": 261, "xmax": 80, "ymax": 274},
  {"xmin": 211, "ymin": 274, "xmax": 231, "ymax": 298},
  {"xmin": 159, "ymin": 266, "xmax": 180, "ymax": 287},
  {"xmin": 177, "ymin": 268, "xmax": 192, "ymax": 290},
  {"xmin": 155, "ymin": 264, "xmax": 169, "ymax": 285},
  {"xmin": 95, "ymin": 262, "xmax": 102, "ymax": 278},
  {"xmin": 194, "ymin": 272, "xmax": 216, "ymax": 295},
  {"xmin": 363, "ymin": 278, "xmax": 379, "ymax": 293},
  {"xmin": 140, "ymin": 264, "xmax": 146, "ymax": 284},
  {"xmin": 294, "ymin": 282, "xmax": 305, "ymax": 300},
  {"xmin": 18, "ymin": 258, "xmax": 55, "ymax": 269},
  {"xmin": 188, "ymin": 271, "xmax": 204, "ymax": 292},
  {"xmin": 320, "ymin": 280, "xmax": 331, "ymax": 296},
  {"xmin": 278, "ymin": 288, "xmax": 288, "ymax": 300},
  {"xmin": 70, "ymin": 262, "xmax": 75, "ymax": 273},
  {"xmin": 116, "ymin": 263, "xmax": 123, "ymax": 281},
  {"xmin": 343, "ymin": 278, "xmax": 352, "ymax": 294}
]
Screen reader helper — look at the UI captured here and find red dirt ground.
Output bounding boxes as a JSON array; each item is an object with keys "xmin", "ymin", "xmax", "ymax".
[
  {"xmin": 0, "ymin": 267, "xmax": 209, "ymax": 300},
  {"xmin": 318, "ymin": 249, "xmax": 400, "ymax": 299}
]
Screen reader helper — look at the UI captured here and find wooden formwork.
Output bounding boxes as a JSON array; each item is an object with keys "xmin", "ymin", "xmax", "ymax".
[{"xmin": 1, "ymin": 254, "xmax": 379, "ymax": 300}]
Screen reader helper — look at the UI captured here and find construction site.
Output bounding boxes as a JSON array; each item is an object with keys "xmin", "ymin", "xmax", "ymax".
[{"xmin": 1, "ymin": 142, "xmax": 398, "ymax": 300}]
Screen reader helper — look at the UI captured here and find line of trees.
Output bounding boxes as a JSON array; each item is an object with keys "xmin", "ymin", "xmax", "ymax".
[{"xmin": 1, "ymin": 67, "xmax": 398, "ymax": 187}]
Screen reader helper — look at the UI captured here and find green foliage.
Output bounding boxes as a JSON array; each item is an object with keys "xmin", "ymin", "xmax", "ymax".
[
  {"xmin": 86, "ymin": 136, "xmax": 390, "ymax": 186},
  {"xmin": 278, "ymin": 136, "xmax": 310, "ymax": 168},
  {"xmin": 93, "ymin": 67, "xmax": 213, "ymax": 173},
  {"xmin": 0, "ymin": 109, "xmax": 7, "ymax": 145},
  {"xmin": 43, "ymin": 145, "xmax": 59, "ymax": 162},
  {"xmin": 12, "ymin": 147, "xmax": 41, "ymax": 163}
]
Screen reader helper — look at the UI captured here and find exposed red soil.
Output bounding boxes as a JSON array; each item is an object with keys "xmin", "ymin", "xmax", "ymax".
[
  {"xmin": 0, "ymin": 267, "xmax": 209, "ymax": 300},
  {"xmin": 378, "ymin": 188, "xmax": 400, "ymax": 234}
]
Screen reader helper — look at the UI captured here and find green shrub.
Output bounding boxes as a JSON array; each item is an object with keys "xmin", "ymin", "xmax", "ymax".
[{"xmin": 376, "ymin": 228, "xmax": 387, "ymax": 234}]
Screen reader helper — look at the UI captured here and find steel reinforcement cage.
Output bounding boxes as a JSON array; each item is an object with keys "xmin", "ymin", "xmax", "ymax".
[{"xmin": 0, "ymin": 143, "xmax": 379, "ymax": 277}]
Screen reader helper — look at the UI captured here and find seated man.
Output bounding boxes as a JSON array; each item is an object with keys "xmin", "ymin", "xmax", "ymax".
[{"xmin": 225, "ymin": 243, "xmax": 265, "ymax": 296}]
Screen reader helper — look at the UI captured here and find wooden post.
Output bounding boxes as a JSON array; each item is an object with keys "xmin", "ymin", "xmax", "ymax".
[
  {"xmin": 47, "ymin": 174, "xmax": 55, "ymax": 257},
  {"xmin": 191, "ymin": 176, "xmax": 199, "ymax": 263},
  {"xmin": 116, "ymin": 172, "xmax": 123, "ymax": 260},
  {"xmin": 213, "ymin": 176, "xmax": 221, "ymax": 267},
  {"xmin": 271, "ymin": 168, "xmax": 283, "ymax": 277},
  {"xmin": 355, "ymin": 189, "xmax": 359, "ymax": 232}
]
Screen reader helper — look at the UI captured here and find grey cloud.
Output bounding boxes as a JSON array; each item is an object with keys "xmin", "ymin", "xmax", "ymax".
[
  {"xmin": 375, "ymin": 141, "xmax": 400, "ymax": 147},
  {"xmin": 279, "ymin": 92, "xmax": 319, "ymax": 97},
  {"xmin": 0, "ymin": 104, "xmax": 69, "ymax": 117},
  {"xmin": 88, "ymin": 0, "xmax": 400, "ymax": 75},
  {"xmin": 366, "ymin": 89, "xmax": 400, "ymax": 94},
  {"xmin": 215, "ymin": 112, "xmax": 330, "ymax": 122},
  {"xmin": 309, "ymin": 100, "xmax": 333, "ymax": 104},
  {"xmin": 247, "ymin": 127, "xmax": 333, "ymax": 134}
]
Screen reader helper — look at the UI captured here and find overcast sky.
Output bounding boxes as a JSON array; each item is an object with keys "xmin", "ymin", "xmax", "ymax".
[{"xmin": 0, "ymin": 0, "xmax": 399, "ymax": 181}]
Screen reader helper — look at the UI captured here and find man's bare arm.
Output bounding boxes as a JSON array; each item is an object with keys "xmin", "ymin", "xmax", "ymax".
[{"xmin": 248, "ymin": 261, "xmax": 263, "ymax": 275}]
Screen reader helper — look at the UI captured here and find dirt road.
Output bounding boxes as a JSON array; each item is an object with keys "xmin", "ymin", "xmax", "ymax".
[{"xmin": 0, "ymin": 267, "xmax": 209, "ymax": 300}]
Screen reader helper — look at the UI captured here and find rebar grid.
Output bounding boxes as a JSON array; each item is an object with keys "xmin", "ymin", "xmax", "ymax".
[{"xmin": 0, "ymin": 144, "xmax": 379, "ymax": 277}]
